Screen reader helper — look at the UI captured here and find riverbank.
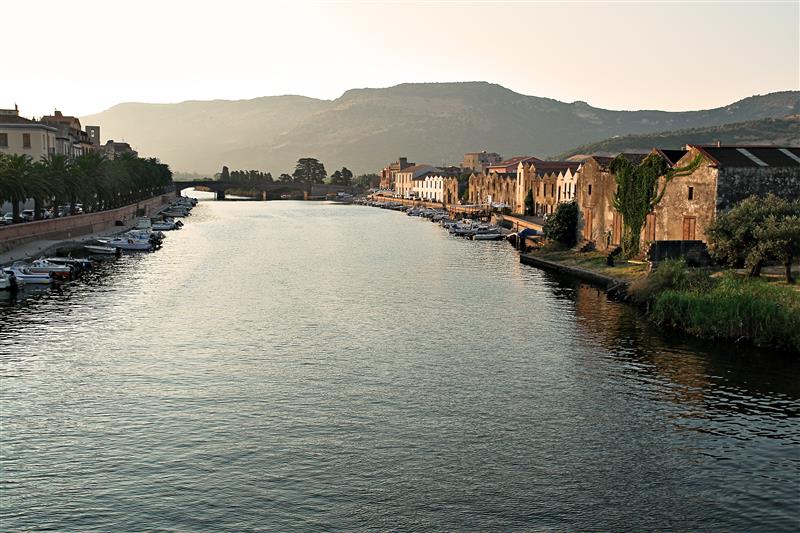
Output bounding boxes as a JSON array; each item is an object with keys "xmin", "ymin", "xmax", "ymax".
[
  {"xmin": 520, "ymin": 248, "xmax": 800, "ymax": 353},
  {"xmin": 0, "ymin": 194, "xmax": 176, "ymax": 264}
]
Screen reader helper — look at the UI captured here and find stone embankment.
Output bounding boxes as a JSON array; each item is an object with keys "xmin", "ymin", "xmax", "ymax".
[{"xmin": 0, "ymin": 194, "xmax": 176, "ymax": 256}]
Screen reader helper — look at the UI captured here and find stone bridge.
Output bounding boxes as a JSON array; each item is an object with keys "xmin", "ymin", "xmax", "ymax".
[{"xmin": 174, "ymin": 180, "xmax": 353, "ymax": 200}]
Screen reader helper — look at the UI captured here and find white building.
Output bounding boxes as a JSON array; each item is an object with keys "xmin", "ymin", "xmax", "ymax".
[{"xmin": 394, "ymin": 164, "xmax": 435, "ymax": 198}]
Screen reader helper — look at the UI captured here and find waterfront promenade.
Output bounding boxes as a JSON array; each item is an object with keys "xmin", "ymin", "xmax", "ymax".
[{"xmin": 0, "ymin": 193, "xmax": 176, "ymax": 259}]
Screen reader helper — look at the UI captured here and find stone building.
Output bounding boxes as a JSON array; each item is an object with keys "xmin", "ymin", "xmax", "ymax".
[
  {"xmin": 103, "ymin": 140, "xmax": 139, "ymax": 160},
  {"xmin": 468, "ymin": 171, "xmax": 517, "ymax": 207},
  {"xmin": 380, "ymin": 156, "xmax": 415, "ymax": 190},
  {"xmin": 575, "ymin": 152, "xmax": 649, "ymax": 250},
  {"xmin": 0, "ymin": 106, "xmax": 57, "ymax": 160},
  {"xmin": 575, "ymin": 145, "xmax": 800, "ymax": 251},
  {"xmin": 652, "ymin": 145, "xmax": 800, "ymax": 242},
  {"xmin": 462, "ymin": 151, "xmax": 502, "ymax": 173},
  {"xmin": 515, "ymin": 160, "xmax": 581, "ymax": 215}
]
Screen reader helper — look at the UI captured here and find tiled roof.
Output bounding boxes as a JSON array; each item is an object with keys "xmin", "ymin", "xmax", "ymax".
[
  {"xmin": 489, "ymin": 156, "xmax": 541, "ymax": 169},
  {"xmin": 532, "ymin": 161, "xmax": 582, "ymax": 176},
  {"xmin": 692, "ymin": 145, "xmax": 800, "ymax": 168}
]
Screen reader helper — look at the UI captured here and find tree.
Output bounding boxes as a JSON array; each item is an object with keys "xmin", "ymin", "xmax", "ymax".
[
  {"xmin": 0, "ymin": 154, "xmax": 33, "ymax": 222},
  {"xmin": 340, "ymin": 167, "xmax": 353, "ymax": 186},
  {"xmin": 221, "ymin": 166, "xmax": 230, "ymax": 180},
  {"xmin": 279, "ymin": 173, "xmax": 293, "ymax": 183},
  {"xmin": 292, "ymin": 158, "xmax": 326, "ymax": 187},
  {"xmin": 708, "ymin": 195, "xmax": 800, "ymax": 280},
  {"xmin": 524, "ymin": 189, "xmax": 534, "ymax": 216},
  {"xmin": 754, "ymin": 215, "xmax": 800, "ymax": 283},
  {"xmin": 543, "ymin": 200, "xmax": 578, "ymax": 247},
  {"xmin": 329, "ymin": 170, "xmax": 342, "ymax": 185},
  {"xmin": 611, "ymin": 153, "xmax": 702, "ymax": 258},
  {"xmin": 352, "ymin": 173, "xmax": 379, "ymax": 191}
]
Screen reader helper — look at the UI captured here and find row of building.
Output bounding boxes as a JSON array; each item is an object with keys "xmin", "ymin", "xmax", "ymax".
[
  {"xmin": 0, "ymin": 105, "xmax": 138, "ymax": 161},
  {"xmin": 379, "ymin": 144, "xmax": 800, "ymax": 251}
]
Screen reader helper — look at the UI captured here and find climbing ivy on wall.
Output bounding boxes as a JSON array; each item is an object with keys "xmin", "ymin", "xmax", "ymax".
[{"xmin": 611, "ymin": 153, "xmax": 702, "ymax": 258}]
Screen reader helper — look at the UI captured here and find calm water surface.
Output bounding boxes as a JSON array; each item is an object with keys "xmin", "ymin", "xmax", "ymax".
[{"xmin": 1, "ymin": 200, "xmax": 799, "ymax": 531}]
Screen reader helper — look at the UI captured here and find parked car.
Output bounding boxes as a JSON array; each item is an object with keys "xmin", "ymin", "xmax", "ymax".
[
  {"xmin": 20, "ymin": 209, "xmax": 35, "ymax": 222},
  {"xmin": 2, "ymin": 213, "xmax": 14, "ymax": 225}
]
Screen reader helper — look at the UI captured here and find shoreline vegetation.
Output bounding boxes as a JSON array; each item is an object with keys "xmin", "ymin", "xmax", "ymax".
[{"xmin": 524, "ymin": 248, "xmax": 799, "ymax": 353}]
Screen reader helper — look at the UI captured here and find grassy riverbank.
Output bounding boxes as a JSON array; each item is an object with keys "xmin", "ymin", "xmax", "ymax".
[
  {"xmin": 528, "ymin": 249, "xmax": 649, "ymax": 281},
  {"xmin": 525, "ymin": 248, "xmax": 799, "ymax": 352},
  {"xmin": 629, "ymin": 261, "xmax": 800, "ymax": 352}
]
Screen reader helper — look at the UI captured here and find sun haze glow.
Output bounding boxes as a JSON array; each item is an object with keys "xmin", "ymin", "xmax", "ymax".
[{"xmin": 4, "ymin": 0, "xmax": 799, "ymax": 117}]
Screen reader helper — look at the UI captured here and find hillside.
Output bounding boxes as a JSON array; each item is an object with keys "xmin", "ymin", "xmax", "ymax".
[
  {"xmin": 557, "ymin": 116, "xmax": 800, "ymax": 159},
  {"xmin": 82, "ymin": 83, "xmax": 800, "ymax": 175}
]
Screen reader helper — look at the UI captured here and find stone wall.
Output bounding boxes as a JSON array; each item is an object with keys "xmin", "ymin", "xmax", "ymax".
[
  {"xmin": 0, "ymin": 194, "xmax": 174, "ymax": 253},
  {"xmin": 716, "ymin": 166, "xmax": 800, "ymax": 210},
  {"xmin": 652, "ymin": 154, "xmax": 718, "ymax": 243},
  {"xmin": 575, "ymin": 158, "xmax": 619, "ymax": 250}
]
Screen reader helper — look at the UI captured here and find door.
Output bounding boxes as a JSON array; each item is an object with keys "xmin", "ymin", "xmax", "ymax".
[
  {"xmin": 583, "ymin": 208, "xmax": 593, "ymax": 240},
  {"xmin": 645, "ymin": 213, "xmax": 656, "ymax": 242},
  {"xmin": 612, "ymin": 212, "xmax": 622, "ymax": 246},
  {"xmin": 682, "ymin": 216, "xmax": 696, "ymax": 240}
]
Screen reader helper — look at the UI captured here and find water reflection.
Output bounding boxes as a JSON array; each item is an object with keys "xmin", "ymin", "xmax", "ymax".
[{"xmin": 1, "ymin": 201, "xmax": 798, "ymax": 531}]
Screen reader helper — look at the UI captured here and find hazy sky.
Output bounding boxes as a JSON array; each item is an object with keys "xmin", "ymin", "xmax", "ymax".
[{"xmin": 5, "ymin": 0, "xmax": 799, "ymax": 118}]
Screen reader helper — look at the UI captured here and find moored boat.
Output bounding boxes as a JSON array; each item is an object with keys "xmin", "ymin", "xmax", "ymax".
[{"xmin": 84, "ymin": 245, "xmax": 117, "ymax": 255}]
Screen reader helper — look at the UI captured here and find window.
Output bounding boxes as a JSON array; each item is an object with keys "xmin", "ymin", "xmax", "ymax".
[
  {"xmin": 588, "ymin": 184, "xmax": 592, "ymax": 196},
  {"xmin": 22, "ymin": 133, "xmax": 31, "ymax": 148},
  {"xmin": 0, "ymin": 133, "xmax": 7, "ymax": 147},
  {"xmin": 688, "ymin": 186, "xmax": 694, "ymax": 200}
]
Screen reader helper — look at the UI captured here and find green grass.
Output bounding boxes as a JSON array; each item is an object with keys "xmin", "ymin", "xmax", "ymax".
[
  {"xmin": 633, "ymin": 261, "xmax": 800, "ymax": 352},
  {"xmin": 535, "ymin": 248, "xmax": 649, "ymax": 281}
]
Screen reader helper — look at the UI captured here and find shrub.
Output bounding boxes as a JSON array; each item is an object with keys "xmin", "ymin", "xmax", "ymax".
[{"xmin": 543, "ymin": 200, "xmax": 578, "ymax": 247}]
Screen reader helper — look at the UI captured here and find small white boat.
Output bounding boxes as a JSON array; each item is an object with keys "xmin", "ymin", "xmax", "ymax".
[
  {"xmin": 102, "ymin": 237, "xmax": 153, "ymax": 251},
  {"xmin": 28, "ymin": 259, "xmax": 73, "ymax": 279},
  {"xmin": 84, "ymin": 245, "xmax": 117, "ymax": 255},
  {"xmin": 472, "ymin": 233, "xmax": 505, "ymax": 241},
  {"xmin": 4, "ymin": 265, "xmax": 52, "ymax": 285}
]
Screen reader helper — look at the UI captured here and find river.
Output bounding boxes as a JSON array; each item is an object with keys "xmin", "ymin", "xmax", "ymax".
[{"xmin": 1, "ymin": 200, "xmax": 798, "ymax": 531}]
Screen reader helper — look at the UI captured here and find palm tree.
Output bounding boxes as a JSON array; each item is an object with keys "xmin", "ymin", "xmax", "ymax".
[
  {"xmin": 39, "ymin": 154, "xmax": 74, "ymax": 217},
  {"xmin": 0, "ymin": 154, "xmax": 34, "ymax": 222},
  {"xmin": 73, "ymin": 152, "xmax": 107, "ymax": 212}
]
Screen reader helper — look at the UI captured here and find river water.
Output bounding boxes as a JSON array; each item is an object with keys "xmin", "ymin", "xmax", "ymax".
[{"xmin": 1, "ymin": 200, "xmax": 798, "ymax": 531}]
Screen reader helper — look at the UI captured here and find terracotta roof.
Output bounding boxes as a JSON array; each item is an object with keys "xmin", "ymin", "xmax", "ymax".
[
  {"xmin": 397, "ymin": 164, "xmax": 434, "ymax": 174},
  {"xmin": 692, "ymin": 145, "xmax": 800, "ymax": 168}
]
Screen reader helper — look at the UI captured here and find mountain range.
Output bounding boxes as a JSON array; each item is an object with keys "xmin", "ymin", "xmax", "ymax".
[
  {"xmin": 558, "ymin": 116, "xmax": 800, "ymax": 160},
  {"xmin": 82, "ymin": 82, "xmax": 800, "ymax": 175}
]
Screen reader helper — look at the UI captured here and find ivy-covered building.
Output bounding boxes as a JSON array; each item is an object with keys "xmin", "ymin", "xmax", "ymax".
[
  {"xmin": 652, "ymin": 145, "xmax": 800, "ymax": 243},
  {"xmin": 575, "ymin": 152, "xmax": 649, "ymax": 250},
  {"xmin": 575, "ymin": 145, "xmax": 800, "ymax": 252}
]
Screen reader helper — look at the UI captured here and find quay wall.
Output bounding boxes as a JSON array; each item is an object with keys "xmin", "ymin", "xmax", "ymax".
[
  {"xmin": 519, "ymin": 253, "xmax": 625, "ymax": 290},
  {"xmin": 0, "ymin": 194, "xmax": 176, "ymax": 254},
  {"xmin": 497, "ymin": 214, "xmax": 544, "ymax": 233}
]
